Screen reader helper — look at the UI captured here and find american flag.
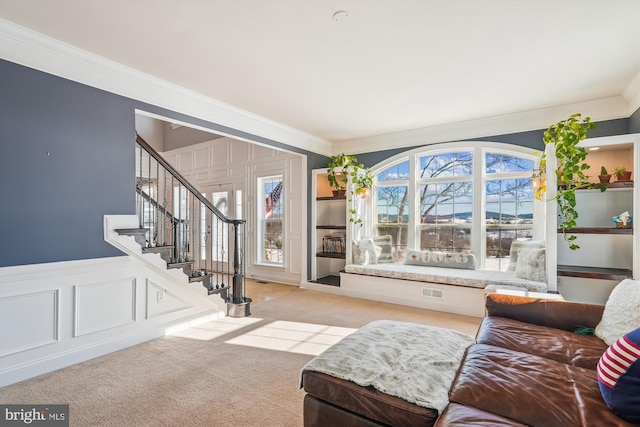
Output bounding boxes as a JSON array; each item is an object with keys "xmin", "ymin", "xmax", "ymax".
[{"xmin": 265, "ymin": 181, "xmax": 283, "ymax": 218}]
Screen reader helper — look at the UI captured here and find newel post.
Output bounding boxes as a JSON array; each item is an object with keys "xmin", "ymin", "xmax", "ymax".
[{"xmin": 227, "ymin": 219, "xmax": 251, "ymax": 317}]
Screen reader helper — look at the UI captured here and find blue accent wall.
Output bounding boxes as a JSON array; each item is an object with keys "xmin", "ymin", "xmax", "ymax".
[
  {"xmin": 0, "ymin": 60, "xmax": 135, "ymax": 266},
  {"xmin": 630, "ymin": 106, "xmax": 640, "ymax": 133},
  {"xmin": 0, "ymin": 59, "xmax": 325, "ymax": 267}
]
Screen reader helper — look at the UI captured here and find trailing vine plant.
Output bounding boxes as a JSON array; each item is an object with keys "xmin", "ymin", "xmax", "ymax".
[
  {"xmin": 326, "ymin": 153, "xmax": 354, "ymax": 192},
  {"xmin": 326, "ymin": 153, "xmax": 373, "ymax": 227},
  {"xmin": 537, "ymin": 113, "xmax": 599, "ymax": 250}
]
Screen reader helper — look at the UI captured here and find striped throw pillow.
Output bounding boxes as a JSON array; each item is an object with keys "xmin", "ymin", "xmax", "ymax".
[{"xmin": 597, "ymin": 326, "xmax": 640, "ymax": 423}]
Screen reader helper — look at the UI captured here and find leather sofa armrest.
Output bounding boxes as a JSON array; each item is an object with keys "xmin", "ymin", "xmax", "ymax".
[{"xmin": 485, "ymin": 293, "xmax": 605, "ymax": 331}]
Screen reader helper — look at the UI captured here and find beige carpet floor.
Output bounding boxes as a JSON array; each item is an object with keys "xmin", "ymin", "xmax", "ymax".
[{"xmin": 0, "ymin": 283, "xmax": 481, "ymax": 427}]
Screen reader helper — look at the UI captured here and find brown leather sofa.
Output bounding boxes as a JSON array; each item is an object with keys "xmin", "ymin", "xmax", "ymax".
[{"xmin": 302, "ymin": 293, "xmax": 635, "ymax": 427}]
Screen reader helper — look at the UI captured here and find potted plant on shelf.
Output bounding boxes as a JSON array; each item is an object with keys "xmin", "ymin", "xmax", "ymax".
[
  {"xmin": 537, "ymin": 113, "xmax": 600, "ymax": 250},
  {"xmin": 326, "ymin": 153, "xmax": 373, "ymax": 226},
  {"xmin": 613, "ymin": 166, "xmax": 632, "ymax": 181},
  {"xmin": 326, "ymin": 153, "xmax": 353, "ymax": 197},
  {"xmin": 598, "ymin": 166, "xmax": 612, "ymax": 183}
]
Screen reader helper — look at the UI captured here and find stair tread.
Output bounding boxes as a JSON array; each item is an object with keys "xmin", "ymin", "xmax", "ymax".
[
  {"xmin": 208, "ymin": 285, "xmax": 229, "ymax": 295},
  {"xmin": 115, "ymin": 228, "xmax": 148, "ymax": 234},
  {"xmin": 142, "ymin": 245, "xmax": 174, "ymax": 251},
  {"xmin": 189, "ymin": 273, "xmax": 214, "ymax": 282},
  {"xmin": 167, "ymin": 261, "xmax": 195, "ymax": 268}
]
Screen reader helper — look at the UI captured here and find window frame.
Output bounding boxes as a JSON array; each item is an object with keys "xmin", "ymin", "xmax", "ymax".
[
  {"xmin": 369, "ymin": 142, "xmax": 542, "ymax": 270},
  {"xmin": 257, "ymin": 175, "xmax": 285, "ymax": 266}
]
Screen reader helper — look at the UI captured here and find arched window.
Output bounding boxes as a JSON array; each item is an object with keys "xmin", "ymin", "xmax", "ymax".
[{"xmin": 370, "ymin": 142, "xmax": 540, "ymax": 271}]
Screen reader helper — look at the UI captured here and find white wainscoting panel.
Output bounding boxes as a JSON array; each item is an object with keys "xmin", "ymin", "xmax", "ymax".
[
  {"xmin": 74, "ymin": 278, "xmax": 136, "ymax": 337},
  {"xmin": 252, "ymin": 144, "xmax": 276, "ymax": 159},
  {"xmin": 0, "ymin": 254, "xmax": 225, "ymax": 387},
  {"xmin": 195, "ymin": 147, "xmax": 209, "ymax": 169},
  {"xmin": 179, "ymin": 151, "xmax": 193, "ymax": 170},
  {"xmin": 146, "ymin": 279, "xmax": 191, "ymax": 319},
  {"xmin": 162, "ymin": 138, "xmax": 306, "ymax": 285},
  {"xmin": 230, "ymin": 139, "xmax": 248, "ymax": 163},
  {"xmin": 0, "ymin": 290, "xmax": 59, "ymax": 356}
]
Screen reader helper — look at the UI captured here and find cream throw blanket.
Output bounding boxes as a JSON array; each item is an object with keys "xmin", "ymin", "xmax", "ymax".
[{"xmin": 301, "ymin": 320, "xmax": 474, "ymax": 412}]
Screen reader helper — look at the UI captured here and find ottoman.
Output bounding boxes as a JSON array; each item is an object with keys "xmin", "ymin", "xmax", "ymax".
[{"xmin": 300, "ymin": 320, "xmax": 474, "ymax": 427}]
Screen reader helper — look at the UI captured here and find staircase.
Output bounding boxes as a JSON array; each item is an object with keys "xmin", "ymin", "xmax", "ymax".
[{"xmin": 114, "ymin": 135, "xmax": 251, "ymax": 317}]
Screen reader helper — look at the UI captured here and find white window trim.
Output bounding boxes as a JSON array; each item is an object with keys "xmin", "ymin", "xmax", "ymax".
[
  {"xmin": 370, "ymin": 141, "xmax": 543, "ymax": 269},
  {"xmin": 256, "ymin": 175, "xmax": 285, "ymax": 267}
]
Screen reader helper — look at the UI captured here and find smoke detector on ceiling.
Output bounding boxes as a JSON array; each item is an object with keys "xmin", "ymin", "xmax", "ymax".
[{"xmin": 333, "ymin": 11, "xmax": 351, "ymax": 23}]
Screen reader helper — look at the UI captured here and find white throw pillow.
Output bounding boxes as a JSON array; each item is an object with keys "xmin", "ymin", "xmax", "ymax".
[
  {"xmin": 404, "ymin": 249, "xmax": 476, "ymax": 270},
  {"xmin": 514, "ymin": 247, "xmax": 546, "ymax": 282},
  {"xmin": 352, "ymin": 239, "xmax": 380, "ymax": 265},
  {"xmin": 595, "ymin": 279, "xmax": 640, "ymax": 346},
  {"xmin": 367, "ymin": 235, "xmax": 394, "ymax": 263},
  {"xmin": 506, "ymin": 240, "xmax": 545, "ymax": 274}
]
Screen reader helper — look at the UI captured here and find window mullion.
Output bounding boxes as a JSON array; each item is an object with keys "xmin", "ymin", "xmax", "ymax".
[
  {"xmin": 473, "ymin": 147, "xmax": 485, "ymax": 268},
  {"xmin": 408, "ymin": 155, "xmax": 417, "ymax": 250}
]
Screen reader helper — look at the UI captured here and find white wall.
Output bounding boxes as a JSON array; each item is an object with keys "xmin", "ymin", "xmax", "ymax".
[
  {"xmin": 0, "ymin": 255, "xmax": 225, "ymax": 387},
  {"xmin": 162, "ymin": 137, "xmax": 306, "ymax": 285},
  {"xmin": 135, "ymin": 114, "xmax": 165, "ymax": 151}
]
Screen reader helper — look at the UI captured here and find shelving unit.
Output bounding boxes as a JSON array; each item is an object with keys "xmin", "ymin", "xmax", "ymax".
[
  {"xmin": 310, "ymin": 169, "xmax": 349, "ymax": 286},
  {"xmin": 557, "ymin": 265, "xmax": 633, "ymax": 281},
  {"xmin": 558, "ymin": 227, "xmax": 632, "ymax": 235},
  {"xmin": 546, "ymin": 134, "xmax": 639, "ymax": 304}
]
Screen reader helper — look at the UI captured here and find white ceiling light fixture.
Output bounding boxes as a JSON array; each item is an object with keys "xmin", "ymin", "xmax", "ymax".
[{"xmin": 332, "ymin": 10, "xmax": 351, "ymax": 23}]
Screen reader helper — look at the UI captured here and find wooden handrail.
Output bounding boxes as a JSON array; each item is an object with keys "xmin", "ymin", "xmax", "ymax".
[{"xmin": 136, "ymin": 134, "xmax": 245, "ymax": 226}]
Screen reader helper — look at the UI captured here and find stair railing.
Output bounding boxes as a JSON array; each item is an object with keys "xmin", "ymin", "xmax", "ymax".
[{"xmin": 135, "ymin": 134, "xmax": 250, "ymax": 315}]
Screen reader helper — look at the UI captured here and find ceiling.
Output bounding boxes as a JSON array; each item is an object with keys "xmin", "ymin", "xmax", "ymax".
[{"xmin": 1, "ymin": 0, "xmax": 639, "ymax": 152}]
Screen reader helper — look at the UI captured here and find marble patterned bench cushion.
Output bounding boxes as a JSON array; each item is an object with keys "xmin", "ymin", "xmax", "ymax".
[{"xmin": 344, "ymin": 263, "xmax": 548, "ymax": 293}]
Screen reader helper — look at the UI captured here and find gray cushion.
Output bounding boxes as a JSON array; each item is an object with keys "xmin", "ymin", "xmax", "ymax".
[
  {"xmin": 506, "ymin": 240, "xmax": 545, "ymax": 274},
  {"xmin": 369, "ymin": 235, "xmax": 393, "ymax": 263},
  {"xmin": 514, "ymin": 247, "xmax": 546, "ymax": 282},
  {"xmin": 352, "ymin": 238, "xmax": 379, "ymax": 265}
]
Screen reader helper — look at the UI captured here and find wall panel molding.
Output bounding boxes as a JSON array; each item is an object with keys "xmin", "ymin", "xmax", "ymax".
[
  {"xmin": 73, "ymin": 278, "xmax": 137, "ymax": 337},
  {"xmin": 146, "ymin": 279, "xmax": 191, "ymax": 319},
  {"xmin": 0, "ymin": 290, "xmax": 59, "ymax": 357},
  {"xmin": 0, "ymin": 256, "xmax": 225, "ymax": 387}
]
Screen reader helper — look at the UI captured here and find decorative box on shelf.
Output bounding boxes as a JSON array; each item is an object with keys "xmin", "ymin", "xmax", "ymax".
[{"xmin": 613, "ymin": 211, "xmax": 632, "ymax": 229}]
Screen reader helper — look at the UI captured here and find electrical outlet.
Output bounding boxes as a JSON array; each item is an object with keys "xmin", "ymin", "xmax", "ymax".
[{"xmin": 157, "ymin": 290, "xmax": 166, "ymax": 303}]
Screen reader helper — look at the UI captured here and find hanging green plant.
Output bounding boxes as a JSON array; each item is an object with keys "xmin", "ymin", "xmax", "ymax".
[
  {"xmin": 326, "ymin": 153, "xmax": 355, "ymax": 193},
  {"xmin": 537, "ymin": 113, "xmax": 599, "ymax": 250},
  {"xmin": 326, "ymin": 153, "xmax": 373, "ymax": 226}
]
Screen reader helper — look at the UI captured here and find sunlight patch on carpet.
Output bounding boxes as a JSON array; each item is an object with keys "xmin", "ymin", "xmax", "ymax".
[
  {"xmin": 224, "ymin": 320, "xmax": 357, "ymax": 355},
  {"xmin": 168, "ymin": 316, "xmax": 264, "ymax": 340}
]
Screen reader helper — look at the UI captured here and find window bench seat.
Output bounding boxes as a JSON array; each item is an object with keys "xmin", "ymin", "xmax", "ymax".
[{"xmin": 340, "ymin": 263, "xmax": 547, "ymax": 318}]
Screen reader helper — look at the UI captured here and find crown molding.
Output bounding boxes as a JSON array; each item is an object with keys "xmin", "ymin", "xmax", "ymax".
[
  {"xmin": 623, "ymin": 69, "xmax": 640, "ymax": 114},
  {"xmin": 1, "ymin": 19, "xmax": 636, "ymax": 159},
  {"xmin": 339, "ymin": 96, "xmax": 635, "ymax": 155},
  {"xmin": 0, "ymin": 19, "xmax": 332, "ymax": 156}
]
